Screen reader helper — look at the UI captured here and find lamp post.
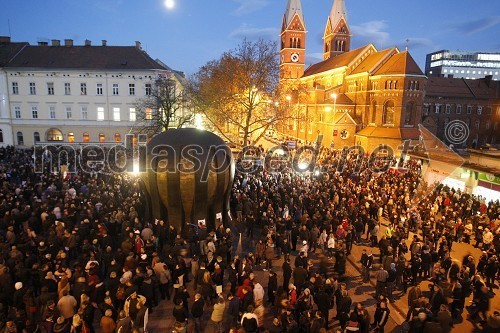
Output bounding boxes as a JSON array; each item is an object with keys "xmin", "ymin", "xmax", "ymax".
[{"xmin": 285, "ymin": 95, "xmax": 292, "ymax": 137}]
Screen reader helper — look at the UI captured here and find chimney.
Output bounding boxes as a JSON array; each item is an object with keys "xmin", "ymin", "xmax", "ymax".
[
  {"xmin": 135, "ymin": 41, "xmax": 141, "ymax": 49},
  {"xmin": 51, "ymin": 39, "xmax": 60, "ymax": 46},
  {"xmin": 0, "ymin": 36, "xmax": 11, "ymax": 43},
  {"xmin": 38, "ymin": 41, "xmax": 48, "ymax": 46},
  {"xmin": 64, "ymin": 39, "xmax": 73, "ymax": 47},
  {"xmin": 84, "ymin": 39, "xmax": 91, "ymax": 46},
  {"xmin": 102, "ymin": 40, "xmax": 107, "ymax": 46}
]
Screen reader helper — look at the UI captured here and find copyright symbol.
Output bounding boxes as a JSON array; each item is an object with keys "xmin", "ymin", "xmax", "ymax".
[{"xmin": 445, "ymin": 120, "xmax": 469, "ymax": 145}]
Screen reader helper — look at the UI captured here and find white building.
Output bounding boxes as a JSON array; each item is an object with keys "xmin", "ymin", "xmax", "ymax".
[{"xmin": 0, "ymin": 37, "xmax": 187, "ymax": 147}]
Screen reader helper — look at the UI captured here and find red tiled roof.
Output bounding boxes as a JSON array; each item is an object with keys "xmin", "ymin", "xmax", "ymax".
[
  {"xmin": 355, "ymin": 126, "xmax": 420, "ymax": 139},
  {"xmin": 373, "ymin": 51, "xmax": 423, "ymax": 76},
  {"xmin": 5, "ymin": 45, "xmax": 167, "ymax": 70},
  {"xmin": 302, "ymin": 45, "xmax": 369, "ymax": 77},
  {"xmin": 350, "ymin": 47, "xmax": 395, "ymax": 75}
]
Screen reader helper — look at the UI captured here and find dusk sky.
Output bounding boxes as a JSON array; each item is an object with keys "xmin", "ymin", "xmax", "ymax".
[{"xmin": 2, "ymin": 0, "xmax": 499, "ymax": 75}]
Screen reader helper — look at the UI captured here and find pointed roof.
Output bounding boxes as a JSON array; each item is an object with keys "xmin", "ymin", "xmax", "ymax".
[
  {"xmin": 350, "ymin": 47, "xmax": 396, "ymax": 75},
  {"xmin": 328, "ymin": 0, "xmax": 348, "ymax": 30},
  {"xmin": 283, "ymin": 0, "xmax": 305, "ymax": 29},
  {"xmin": 373, "ymin": 51, "xmax": 424, "ymax": 76}
]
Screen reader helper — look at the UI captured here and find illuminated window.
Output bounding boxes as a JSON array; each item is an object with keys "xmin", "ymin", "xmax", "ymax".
[
  {"xmin": 115, "ymin": 133, "xmax": 121, "ymax": 142},
  {"xmin": 97, "ymin": 107, "xmax": 105, "ymax": 120},
  {"xmin": 68, "ymin": 132, "xmax": 75, "ymax": 142},
  {"xmin": 46, "ymin": 128, "xmax": 63, "ymax": 141},
  {"xmin": 146, "ymin": 108, "xmax": 152, "ymax": 120},
  {"xmin": 99, "ymin": 133, "xmax": 105, "ymax": 142},
  {"xmin": 129, "ymin": 108, "xmax": 136, "ymax": 121},
  {"xmin": 113, "ymin": 107, "xmax": 120, "ymax": 121},
  {"xmin": 83, "ymin": 132, "xmax": 90, "ymax": 142}
]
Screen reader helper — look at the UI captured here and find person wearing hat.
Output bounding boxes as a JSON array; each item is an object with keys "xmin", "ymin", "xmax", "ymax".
[{"xmin": 53, "ymin": 316, "xmax": 71, "ymax": 333}]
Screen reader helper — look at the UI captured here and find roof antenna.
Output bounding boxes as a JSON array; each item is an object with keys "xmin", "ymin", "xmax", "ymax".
[
  {"xmin": 8, "ymin": 19, "xmax": 11, "ymax": 37},
  {"xmin": 405, "ymin": 39, "xmax": 410, "ymax": 52}
]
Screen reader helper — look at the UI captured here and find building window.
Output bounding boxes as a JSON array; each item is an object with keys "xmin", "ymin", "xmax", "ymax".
[
  {"xmin": 83, "ymin": 132, "xmax": 90, "ymax": 142},
  {"xmin": 96, "ymin": 83, "xmax": 103, "ymax": 95},
  {"xmin": 14, "ymin": 106, "xmax": 21, "ymax": 119},
  {"xmin": 445, "ymin": 104, "xmax": 451, "ymax": 114},
  {"xmin": 435, "ymin": 104, "xmax": 441, "ymax": 114},
  {"xmin": 12, "ymin": 82, "xmax": 19, "ymax": 95},
  {"xmin": 405, "ymin": 102, "xmax": 414, "ymax": 125},
  {"xmin": 97, "ymin": 107, "xmax": 104, "ymax": 121},
  {"xmin": 17, "ymin": 132, "xmax": 24, "ymax": 146},
  {"xmin": 475, "ymin": 120, "xmax": 480, "ymax": 130},
  {"xmin": 80, "ymin": 83, "xmax": 87, "ymax": 95},
  {"xmin": 382, "ymin": 100, "xmax": 395, "ymax": 125},
  {"xmin": 49, "ymin": 106, "xmax": 56, "ymax": 119},
  {"xmin": 81, "ymin": 106, "xmax": 88, "ymax": 119},
  {"xmin": 29, "ymin": 82, "xmax": 36, "ymax": 95},
  {"xmin": 477, "ymin": 106, "xmax": 482, "ymax": 115},
  {"xmin": 33, "ymin": 132, "xmax": 40, "ymax": 143},
  {"xmin": 113, "ymin": 107, "xmax": 120, "ymax": 121},
  {"xmin": 146, "ymin": 108, "xmax": 152, "ymax": 120},
  {"xmin": 145, "ymin": 83, "xmax": 152, "ymax": 96},
  {"xmin": 46, "ymin": 128, "xmax": 63, "ymax": 141},
  {"xmin": 112, "ymin": 83, "xmax": 119, "ymax": 95},
  {"xmin": 129, "ymin": 107, "xmax": 136, "ymax": 121},
  {"xmin": 385, "ymin": 81, "xmax": 392, "ymax": 90},
  {"xmin": 31, "ymin": 106, "xmax": 38, "ymax": 119},
  {"xmin": 129, "ymin": 84, "xmax": 135, "ymax": 95},
  {"xmin": 115, "ymin": 133, "xmax": 121, "ymax": 142},
  {"xmin": 456, "ymin": 104, "xmax": 462, "ymax": 114},
  {"xmin": 394, "ymin": 81, "xmax": 398, "ymax": 89},
  {"xmin": 99, "ymin": 133, "xmax": 105, "ymax": 142},
  {"xmin": 371, "ymin": 101, "xmax": 377, "ymax": 123},
  {"xmin": 47, "ymin": 82, "xmax": 54, "ymax": 95},
  {"xmin": 0, "ymin": 129, "xmax": 3, "ymax": 143},
  {"xmin": 67, "ymin": 132, "xmax": 74, "ymax": 143},
  {"xmin": 64, "ymin": 82, "xmax": 71, "ymax": 95},
  {"xmin": 65, "ymin": 106, "xmax": 72, "ymax": 119},
  {"xmin": 423, "ymin": 103, "xmax": 430, "ymax": 116},
  {"xmin": 467, "ymin": 105, "xmax": 472, "ymax": 114}
]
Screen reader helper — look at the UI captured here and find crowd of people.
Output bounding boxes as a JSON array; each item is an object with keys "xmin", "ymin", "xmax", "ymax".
[{"xmin": 0, "ymin": 143, "xmax": 498, "ymax": 333}]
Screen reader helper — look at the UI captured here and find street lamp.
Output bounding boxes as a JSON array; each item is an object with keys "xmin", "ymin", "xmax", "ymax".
[{"xmin": 331, "ymin": 93, "xmax": 337, "ymax": 114}]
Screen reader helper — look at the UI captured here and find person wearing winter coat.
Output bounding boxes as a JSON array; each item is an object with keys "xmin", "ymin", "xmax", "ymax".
[
  {"xmin": 115, "ymin": 311, "xmax": 132, "ymax": 333},
  {"xmin": 253, "ymin": 282, "xmax": 265, "ymax": 304},
  {"xmin": 211, "ymin": 297, "xmax": 225, "ymax": 332},
  {"xmin": 99, "ymin": 309, "xmax": 116, "ymax": 333},
  {"xmin": 57, "ymin": 290, "xmax": 77, "ymax": 319}
]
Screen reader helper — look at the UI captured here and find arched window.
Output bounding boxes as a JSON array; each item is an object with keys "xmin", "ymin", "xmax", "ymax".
[
  {"xmin": 33, "ymin": 132, "xmax": 40, "ymax": 143},
  {"xmin": 17, "ymin": 132, "xmax": 24, "ymax": 146},
  {"xmin": 68, "ymin": 132, "xmax": 75, "ymax": 143},
  {"xmin": 290, "ymin": 38, "xmax": 293, "ymax": 48},
  {"xmin": 115, "ymin": 133, "xmax": 121, "ymax": 142},
  {"xmin": 297, "ymin": 39, "xmax": 301, "ymax": 48},
  {"xmin": 382, "ymin": 101, "xmax": 395, "ymax": 125},
  {"xmin": 0, "ymin": 129, "xmax": 3, "ymax": 143},
  {"xmin": 46, "ymin": 128, "xmax": 63, "ymax": 141},
  {"xmin": 83, "ymin": 132, "xmax": 90, "ymax": 142},
  {"xmin": 99, "ymin": 133, "xmax": 105, "ymax": 142},
  {"xmin": 371, "ymin": 101, "xmax": 377, "ymax": 123},
  {"xmin": 405, "ymin": 102, "xmax": 415, "ymax": 125}
]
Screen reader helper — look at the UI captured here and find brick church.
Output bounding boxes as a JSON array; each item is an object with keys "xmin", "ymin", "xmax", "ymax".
[{"xmin": 279, "ymin": 0, "xmax": 427, "ymax": 153}]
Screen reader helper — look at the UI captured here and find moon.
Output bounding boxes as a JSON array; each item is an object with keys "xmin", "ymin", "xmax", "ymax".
[{"xmin": 164, "ymin": 0, "xmax": 175, "ymax": 9}]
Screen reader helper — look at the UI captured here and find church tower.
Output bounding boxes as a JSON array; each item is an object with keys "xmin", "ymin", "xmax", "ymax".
[
  {"xmin": 280, "ymin": 0, "xmax": 306, "ymax": 80},
  {"xmin": 323, "ymin": 0, "xmax": 351, "ymax": 60}
]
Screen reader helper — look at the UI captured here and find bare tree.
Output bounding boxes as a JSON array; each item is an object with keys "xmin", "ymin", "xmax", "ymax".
[
  {"xmin": 133, "ymin": 75, "xmax": 192, "ymax": 136},
  {"xmin": 190, "ymin": 39, "xmax": 293, "ymax": 146}
]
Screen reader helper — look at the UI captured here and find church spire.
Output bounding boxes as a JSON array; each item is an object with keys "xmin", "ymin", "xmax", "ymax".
[
  {"xmin": 328, "ymin": 0, "xmax": 348, "ymax": 33},
  {"xmin": 280, "ymin": 0, "xmax": 306, "ymax": 80},
  {"xmin": 283, "ymin": 0, "xmax": 305, "ymax": 30},
  {"xmin": 323, "ymin": 0, "xmax": 351, "ymax": 60}
]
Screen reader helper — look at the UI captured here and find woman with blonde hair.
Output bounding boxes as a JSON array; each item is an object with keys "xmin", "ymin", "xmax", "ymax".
[{"xmin": 58, "ymin": 276, "xmax": 70, "ymax": 300}]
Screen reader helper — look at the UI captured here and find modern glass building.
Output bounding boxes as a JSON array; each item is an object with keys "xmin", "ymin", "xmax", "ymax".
[{"xmin": 425, "ymin": 50, "xmax": 500, "ymax": 80}]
